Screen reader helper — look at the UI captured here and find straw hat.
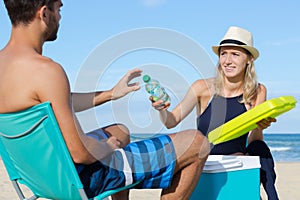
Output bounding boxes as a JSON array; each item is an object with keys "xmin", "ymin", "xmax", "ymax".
[{"xmin": 212, "ymin": 26, "xmax": 259, "ymax": 60}]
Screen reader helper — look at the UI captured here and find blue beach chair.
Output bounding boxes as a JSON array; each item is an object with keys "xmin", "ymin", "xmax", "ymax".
[{"xmin": 0, "ymin": 102, "xmax": 139, "ymax": 200}]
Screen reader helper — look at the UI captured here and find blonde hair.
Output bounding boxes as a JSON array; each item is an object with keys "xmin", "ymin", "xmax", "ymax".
[{"xmin": 213, "ymin": 60, "xmax": 258, "ymax": 105}]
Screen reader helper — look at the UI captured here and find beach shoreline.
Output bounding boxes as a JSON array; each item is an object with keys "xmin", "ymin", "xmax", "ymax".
[{"xmin": 0, "ymin": 159, "xmax": 299, "ymax": 199}]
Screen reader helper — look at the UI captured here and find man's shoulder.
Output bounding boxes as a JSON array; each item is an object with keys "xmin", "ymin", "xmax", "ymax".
[
  {"xmin": 1, "ymin": 46, "xmax": 64, "ymax": 76},
  {"xmin": 35, "ymin": 54, "xmax": 62, "ymax": 69},
  {"xmin": 28, "ymin": 54, "xmax": 66, "ymax": 77},
  {"xmin": 14, "ymin": 53, "xmax": 69, "ymax": 93}
]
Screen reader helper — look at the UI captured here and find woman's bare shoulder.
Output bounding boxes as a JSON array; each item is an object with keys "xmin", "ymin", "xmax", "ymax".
[
  {"xmin": 192, "ymin": 78, "xmax": 215, "ymax": 95},
  {"xmin": 258, "ymin": 83, "xmax": 267, "ymax": 93}
]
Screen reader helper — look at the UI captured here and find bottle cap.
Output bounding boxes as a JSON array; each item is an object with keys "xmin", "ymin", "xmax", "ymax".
[{"xmin": 143, "ymin": 75, "xmax": 151, "ymax": 83}]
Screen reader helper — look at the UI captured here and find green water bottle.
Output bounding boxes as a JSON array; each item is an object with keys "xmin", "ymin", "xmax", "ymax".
[{"xmin": 143, "ymin": 74, "xmax": 170, "ymax": 103}]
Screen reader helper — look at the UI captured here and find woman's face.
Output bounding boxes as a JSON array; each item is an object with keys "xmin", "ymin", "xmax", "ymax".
[{"xmin": 219, "ymin": 46, "xmax": 251, "ymax": 79}]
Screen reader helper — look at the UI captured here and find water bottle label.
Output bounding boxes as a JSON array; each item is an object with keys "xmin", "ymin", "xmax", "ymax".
[{"xmin": 143, "ymin": 74, "xmax": 170, "ymax": 103}]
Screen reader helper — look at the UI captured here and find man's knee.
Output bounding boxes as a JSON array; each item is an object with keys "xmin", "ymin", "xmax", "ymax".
[
  {"xmin": 103, "ymin": 123, "xmax": 130, "ymax": 135},
  {"xmin": 179, "ymin": 129, "xmax": 210, "ymax": 159},
  {"xmin": 103, "ymin": 123, "xmax": 130, "ymax": 146},
  {"xmin": 193, "ymin": 130, "xmax": 210, "ymax": 159}
]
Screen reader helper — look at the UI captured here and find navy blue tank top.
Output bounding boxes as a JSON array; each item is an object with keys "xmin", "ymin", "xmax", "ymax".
[{"xmin": 197, "ymin": 94, "xmax": 248, "ymax": 155}]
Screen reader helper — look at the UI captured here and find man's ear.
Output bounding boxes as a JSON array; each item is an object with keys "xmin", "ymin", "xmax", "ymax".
[{"xmin": 37, "ymin": 6, "xmax": 48, "ymax": 21}]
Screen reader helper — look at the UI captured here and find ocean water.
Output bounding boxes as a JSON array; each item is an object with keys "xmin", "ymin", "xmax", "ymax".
[
  {"xmin": 264, "ymin": 134, "xmax": 300, "ymax": 162},
  {"xmin": 131, "ymin": 133, "xmax": 300, "ymax": 162}
]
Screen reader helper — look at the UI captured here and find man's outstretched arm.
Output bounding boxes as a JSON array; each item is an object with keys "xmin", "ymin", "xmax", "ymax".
[{"xmin": 71, "ymin": 68, "xmax": 142, "ymax": 112}]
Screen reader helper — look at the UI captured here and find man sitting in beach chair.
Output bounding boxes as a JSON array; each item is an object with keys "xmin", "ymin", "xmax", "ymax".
[{"xmin": 0, "ymin": 1, "xmax": 209, "ymax": 199}]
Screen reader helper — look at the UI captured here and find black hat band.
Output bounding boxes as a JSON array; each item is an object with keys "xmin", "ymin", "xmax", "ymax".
[{"xmin": 220, "ymin": 39, "xmax": 246, "ymax": 46}]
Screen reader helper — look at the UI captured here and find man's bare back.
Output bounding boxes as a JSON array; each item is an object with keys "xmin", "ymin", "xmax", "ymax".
[{"xmin": 0, "ymin": 46, "xmax": 64, "ymax": 113}]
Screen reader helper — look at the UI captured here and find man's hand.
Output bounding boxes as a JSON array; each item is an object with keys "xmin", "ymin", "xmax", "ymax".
[
  {"xmin": 106, "ymin": 136, "xmax": 122, "ymax": 150},
  {"xmin": 111, "ymin": 68, "xmax": 142, "ymax": 100}
]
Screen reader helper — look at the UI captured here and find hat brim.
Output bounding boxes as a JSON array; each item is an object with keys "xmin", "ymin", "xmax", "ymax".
[{"xmin": 212, "ymin": 44, "xmax": 259, "ymax": 60}]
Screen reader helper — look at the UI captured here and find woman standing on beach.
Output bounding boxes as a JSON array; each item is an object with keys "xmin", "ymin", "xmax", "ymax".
[{"xmin": 151, "ymin": 26, "xmax": 279, "ymax": 199}]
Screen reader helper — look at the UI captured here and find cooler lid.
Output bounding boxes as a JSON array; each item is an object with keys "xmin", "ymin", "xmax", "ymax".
[{"xmin": 203, "ymin": 155, "xmax": 261, "ymax": 173}]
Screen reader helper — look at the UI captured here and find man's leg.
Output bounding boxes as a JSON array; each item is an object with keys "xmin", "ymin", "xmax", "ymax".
[
  {"xmin": 103, "ymin": 124, "xmax": 131, "ymax": 200},
  {"xmin": 102, "ymin": 123, "xmax": 131, "ymax": 147},
  {"xmin": 87, "ymin": 123, "xmax": 130, "ymax": 147},
  {"xmin": 86, "ymin": 124, "xmax": 131, "ymax": 200},
  {"xmin": 161, "ymin": 129, "xmax": 209, "ymax": 200}
]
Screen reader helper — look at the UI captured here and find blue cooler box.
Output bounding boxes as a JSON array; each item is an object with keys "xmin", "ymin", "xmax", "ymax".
[{"xmin": 190, "ymin": 155, "xmax": 261, "ymax": 200}]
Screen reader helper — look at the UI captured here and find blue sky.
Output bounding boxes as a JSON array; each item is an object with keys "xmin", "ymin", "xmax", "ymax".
[{"xmin": 1, "ymin": 0, "xmax": 299, "ymax": 134}]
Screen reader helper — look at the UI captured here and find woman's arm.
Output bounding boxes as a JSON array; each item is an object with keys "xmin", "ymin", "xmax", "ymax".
[
  {"xmin": 153, "ymin": 79, "xmax": 207, "ymax": 129},
  {"xmin": 248, "ymin": 84, "xmax": 276, "ymax": 143}
]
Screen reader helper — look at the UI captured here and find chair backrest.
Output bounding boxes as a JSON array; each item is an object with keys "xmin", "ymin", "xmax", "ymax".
[{"xmin": 0, "ymin": 102, "xmax": 87, "ymax": 199}]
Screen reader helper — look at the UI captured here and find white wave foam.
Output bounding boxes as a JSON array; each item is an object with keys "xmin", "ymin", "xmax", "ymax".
[{"xmin": 270, "ymin": 147, "xmax": 291, "ymax": 152}]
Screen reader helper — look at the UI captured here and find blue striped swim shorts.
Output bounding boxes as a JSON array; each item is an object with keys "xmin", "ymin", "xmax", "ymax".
[{"xmin": 75, "ymin": 131, "xmax": 176, "ymax": 198}]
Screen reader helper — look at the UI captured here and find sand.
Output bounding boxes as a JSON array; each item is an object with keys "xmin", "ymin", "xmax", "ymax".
[{"xmin": 0, "ymin": 159, "xmax": 299, "ymax": 199}]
